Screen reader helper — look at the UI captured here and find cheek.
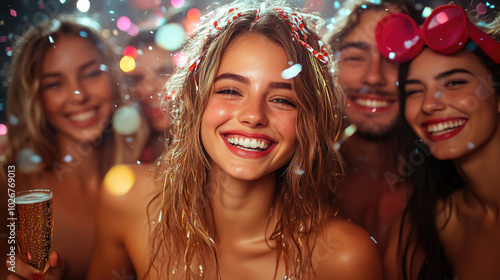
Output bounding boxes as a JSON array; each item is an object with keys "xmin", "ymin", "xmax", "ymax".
[
  {"xmin": 204, "ymin": 99, "xmax": 232, "ymax": 123},
  {"xmin": 274, "ymin": 113, "xmax": 297, "ymax": 142},
  {"xmin": 337, "ymin": 66, "xmax": 360, "ymax": 87},
  {"xmin": 41, "ymin": 93, "xmax": 65, "ymax": 116}
]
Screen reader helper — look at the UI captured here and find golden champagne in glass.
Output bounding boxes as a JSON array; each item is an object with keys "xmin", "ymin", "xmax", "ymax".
[{"xmin": 15, "ymin": 189, "xmax": 54, "ymax": 273}]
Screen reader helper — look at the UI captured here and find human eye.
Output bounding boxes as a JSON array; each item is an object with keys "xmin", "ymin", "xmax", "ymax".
[
  {"xmin": 157, "ymin": 66, "xmax": 174, "ymax": 77},
  {"xmin": 216, "ymin": 88, "xmax": 241, "ymax": 96},
  {"xmin": 444, "ymin": 79, "xmax": 467, "ymax": 88},
  {"xmin": 126, "ymin": 75, "xmax": 143, "ymax": 85},
  {"xmin": 404, "ymin": 85, "xmax": 423, "ymax": 96},
  {"xmin": 83, "ymin": 68, "xmax": 102, "ymax": 79},
  {"xmin": 270, "ymin": 96, "xmax": 296, "ymax": 108},
  {"xmin": 41, "ymin": 79, "xmax": 61, "ymax": 91},
  {"xmin": 339, "ymin": 49, "xmax": 365, "ymax": 63}
]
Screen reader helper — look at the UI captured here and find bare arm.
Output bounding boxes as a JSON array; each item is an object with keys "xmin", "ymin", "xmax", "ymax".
[{"xmin": 86, "ymin": 176, "xmax": 136, "ymax": 279}]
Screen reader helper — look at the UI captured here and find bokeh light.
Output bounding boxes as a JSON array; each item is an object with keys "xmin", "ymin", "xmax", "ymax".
[
  {"xmin": 422, "ymin": 6, "xmax": 433, "ymax": 18},
  {"xmin": 128, "ymin": 23, "xmax": 139, "ymax": 36},
  {"xmin": 171, "ymin": 0, "xmax": 185, "ymax": 8},
  {"xmin": 120, "ymin": 56, "xmax": 136, "ymax": 72},
  {"xmin": 0, "ymin": 124, "xmax": 7, "ymax": 135},
  {"xmin": 156, "ymin": 23, "xmax": 186, "ymax": 51},
  {"xmin": 112, "ymin": 105, "xmax": 141, "ymax": 135},
  {"xmin": 104, "ymin": 165, "xmax": 136, "ymax": 196},
  {"xmin": 477, "ymin": 3, "xmax": 487, "ymax": 15},
  {"xmin": 344, "ymin": 124, "xmax": 357, "ymax": 138},
  {"xmin": 76, "ymin": 0, "xmax": 90, "ymax": 13},
  {"xmin": 117, "ymin": 16, "xmax": 132, "ymax": 31},
  {"xmin": 16, "ymin": 148, "xmax": 43, "ymax": 174},
  {"xmin": 123, "ymin": 46, "xmax": 138, "ymax": 59},
  {"xmin": 185, "ymin": 8, "xmax": 201, "ymax": 36}
]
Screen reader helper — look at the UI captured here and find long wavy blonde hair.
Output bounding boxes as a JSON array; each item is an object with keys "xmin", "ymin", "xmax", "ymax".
[{"xmin": 149, "ymin": 1, "xmax": 344, "ymax": 279}]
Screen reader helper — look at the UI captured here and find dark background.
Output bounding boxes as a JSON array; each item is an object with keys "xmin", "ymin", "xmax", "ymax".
[{"xmin": 0, "ymin": 0, "xmax": 498, "ymax": 125}]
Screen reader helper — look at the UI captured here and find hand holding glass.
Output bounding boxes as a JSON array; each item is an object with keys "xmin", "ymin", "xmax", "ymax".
[{"xmin": 15, "ymin": 189, "xmax": 54, "ymax": 273}]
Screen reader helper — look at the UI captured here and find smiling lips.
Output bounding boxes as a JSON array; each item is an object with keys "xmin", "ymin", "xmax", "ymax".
[
  {"xmin": 67, "ymin": 107, "xmax": 99, "ymax": 127},
  {"xmin": 223, "ymin": 133, "xmax": 275, "ymax": 158},
  {"xmin": 349, "ymin": 96, "xmax": 396, "ymax": 112},
  {"xmin": 421, "ymin": 118, "xmax": 467, "ymax": 142}
]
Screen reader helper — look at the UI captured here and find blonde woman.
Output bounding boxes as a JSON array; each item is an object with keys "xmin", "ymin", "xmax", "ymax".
[
  {"xmin": 89, "ymin": 1, "xmax": 383, "ymax": 279},
  {"xmin": 3, "ymin": 15, "xmax": 146, "ymax": 279}
]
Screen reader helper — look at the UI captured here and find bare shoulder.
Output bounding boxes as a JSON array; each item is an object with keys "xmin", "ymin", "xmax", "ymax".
[
  {"xmin": 98, "ymin": 163, "xmax": 162, "ymax": 238},
  {"xmin": 88, "ymin": 163, "xmax": 162, "ymax": 279},
  {"xmin": 312, "ymin": 217, "xmax": 383, "ymax": 280}
]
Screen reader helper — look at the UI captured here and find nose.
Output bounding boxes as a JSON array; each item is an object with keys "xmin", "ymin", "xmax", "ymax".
[
  {"xmin": 421, "ymin": 91, "xmax": 445, "ymax": 114},
  {"xmin": 363, "ymin": 55, "xmax": 388, "ymax": 88},
  {"xmin": 238, "ymin": 97, "xmax": 268, "ymax": 127}
]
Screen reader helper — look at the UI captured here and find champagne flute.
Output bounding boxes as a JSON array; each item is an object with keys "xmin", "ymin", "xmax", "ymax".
[{"xmin": 15, "ymin": 189, "xmax": 54, "ymax": 273}]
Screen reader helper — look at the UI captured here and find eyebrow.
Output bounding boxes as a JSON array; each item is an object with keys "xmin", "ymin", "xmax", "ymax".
[
  {"xmin": 338, "ymin": 42, "xmax": 369, "ymax": 52},
  {"xmin": 41, "ymin": 59, "xmax": 100, "ymax": 78},
  {"xmin": 405, "ymin": 68, "xmax": 474, "ymax": 85},
  {"xmin": 215, "ymin": 73, "xmax": 292, "ymax": 90}
]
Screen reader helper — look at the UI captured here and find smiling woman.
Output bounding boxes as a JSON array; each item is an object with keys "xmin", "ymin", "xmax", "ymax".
[
  {"xmin": 1, "ymin": 14, "xmax": 147, "ymax": 279},
  {"xmin": 377, "ymin": 4, "xmax": 500, "ymax": 279},
  {"xmin": 87, "ymin": 1, "xmax": 383, "ymax": 279}
]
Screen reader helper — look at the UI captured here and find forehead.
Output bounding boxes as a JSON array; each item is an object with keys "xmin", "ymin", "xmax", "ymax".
[
  {"xmin": 408, "ymin": 48, "xmax": 490, "ymax": 79},
  {"xmin": 343, "ymin": 8, "xmax": 398, "ymax": 44},
  {"xmin": 41, "ymin": 35, "xmax": 101, "ymax": 71}
]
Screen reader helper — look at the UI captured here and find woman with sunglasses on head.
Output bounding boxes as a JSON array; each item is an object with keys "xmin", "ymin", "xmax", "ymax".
[
  {"xmin": 2, "ymin": 14, "xmax": 147, "ymax": 279},
  {"xmin": 87, "ymin": 1, "xmax": 383, "ymax": 279},
  {"xmin": 376, "ymin": 4, "xmax": 500, "ymax": 280}
]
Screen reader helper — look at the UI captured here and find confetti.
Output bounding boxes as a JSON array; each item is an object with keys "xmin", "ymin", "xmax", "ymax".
[
  {"xmin": 281, "ymin": 64, "xmax": 302, "ymax": 79},
  {"xmin": 10, "ymin": 9, "xmax": 17, "ymax": 17},
  {"xmin": 63, "ymin": 155, "xmax": 73, "ymax": 163}
]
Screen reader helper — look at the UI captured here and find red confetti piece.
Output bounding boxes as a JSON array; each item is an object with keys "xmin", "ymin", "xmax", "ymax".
[{"xmin": 10, "ymin": 9, "xmax": 17, "ymax": 17}]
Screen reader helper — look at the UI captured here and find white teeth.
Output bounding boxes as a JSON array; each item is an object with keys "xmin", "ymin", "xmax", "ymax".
[
  {"xmin": 69, "ymin": 109, "xmax": 96, "ymax": 121},
  {"xmin": 427, "ymin": 119, "xmax": 466, "ymax": 135},
  {"xmin": 226, "ymin": 136, "xmax": 271, "ymax": 150},
  {"xmin": 354, "ymin": 98, "xmax": 389, "ymax": 108},
  {"xmin": 250, "ymin": 139, "xmax": 257, "ymax": 149}
]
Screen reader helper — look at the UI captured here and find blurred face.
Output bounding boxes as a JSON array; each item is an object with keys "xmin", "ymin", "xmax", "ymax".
[
  {"xmin": 126, "ymin": 44, "xmax": 174, "ymax": 132},
  {"xmin": 404, "ymin": 48, "xmax": 500, "ymax": 160},
  {"xmin": 201, "ymin": 34, "xmax": 298, "ymax": 182},
  {"xmin": 336, "ymin": 8, "xmax": 400, "ymax": 137},
  {"xmin": 40, "ymin": 34, "xmax": 115, "ymax": 143}
]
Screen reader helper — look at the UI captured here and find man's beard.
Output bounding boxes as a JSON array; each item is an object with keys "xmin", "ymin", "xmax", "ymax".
[{"xmin": 353, "ymin": 116, "xmax": 400, "ymax": 141}]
